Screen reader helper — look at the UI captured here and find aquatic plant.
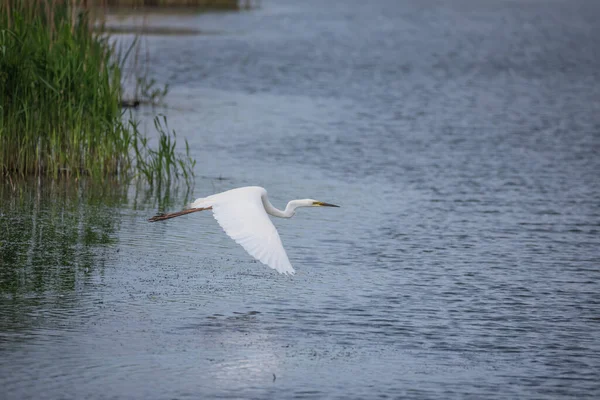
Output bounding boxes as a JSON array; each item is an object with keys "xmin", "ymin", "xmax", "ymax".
[
  {"xmin": 132, "ymin": 115, "xmax": 196, "ymax": 187},
  {"xmin": 0, "ymin": 0, "xmax": 194, "ymax": 186}
]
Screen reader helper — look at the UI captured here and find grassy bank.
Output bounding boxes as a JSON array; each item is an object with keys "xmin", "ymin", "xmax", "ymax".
[
  {"xmin": 0, "ymin": 0, "xmax": 194, "ymax": 185},
  {"xmin": 100, "ymin": 0, "xmax": 251, "ymax": 9}
]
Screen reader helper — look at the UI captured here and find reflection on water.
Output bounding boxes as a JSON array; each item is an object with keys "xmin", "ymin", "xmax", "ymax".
[
  {"xmin": 0, "ymin": 180, "xmax": 121, "ymax": 295},
  {"xmin": 0, "ymin": 179, "xmax": 193, "ymax": 343},
  {"xmin": 0, "ymin": 180, "xmax": 129, "ymax": 344},
  {"xmin": 0, "ymin": 179, "xmax": 192, "ymax": 293}
]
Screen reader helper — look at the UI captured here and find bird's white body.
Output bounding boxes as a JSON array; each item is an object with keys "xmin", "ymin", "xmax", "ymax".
[
  {"xmin": 189, "ymin": 186, "xmax": 297, "ymax": 274},
  {"xmin": 151, "ymin": 186, "xmax": 339, "ymax": 275}
]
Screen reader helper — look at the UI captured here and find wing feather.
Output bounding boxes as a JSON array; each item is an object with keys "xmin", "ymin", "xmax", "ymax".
[{"xmin": 209, "ymin": 187, "xmax": 295, "ymax": 275}]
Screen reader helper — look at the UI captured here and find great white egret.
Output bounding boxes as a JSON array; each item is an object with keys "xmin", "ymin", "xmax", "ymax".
[{"xmin": 148, "ymin": 186, "xmax": 339, "ymax": 275}]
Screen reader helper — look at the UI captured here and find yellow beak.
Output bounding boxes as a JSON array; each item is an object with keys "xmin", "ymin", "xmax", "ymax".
[{"xmin": 313, "ymin": 201, "xmax": 340, "ymax": 207}]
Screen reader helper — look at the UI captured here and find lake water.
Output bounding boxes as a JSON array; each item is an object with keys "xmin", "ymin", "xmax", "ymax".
[{"xmin": 2, "ymin": 0, "xmax": 600, "ymax": 398}]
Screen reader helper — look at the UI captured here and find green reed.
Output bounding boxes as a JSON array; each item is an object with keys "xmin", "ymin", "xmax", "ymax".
[{"xmin": 0, "ymin": 0, "xmax": 194, "ymax": 186}]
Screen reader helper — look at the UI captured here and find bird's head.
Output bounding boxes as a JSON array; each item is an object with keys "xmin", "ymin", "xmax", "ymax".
[
  {"xmin": 290, "ymin": 199, "xmax": 340, "ymax": 209},
  {"xmin": 284, "ymin": 199, "xmax": 340, "ymax": 216}
]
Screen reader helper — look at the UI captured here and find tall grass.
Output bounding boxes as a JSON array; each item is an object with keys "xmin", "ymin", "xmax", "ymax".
[
  {"xmin": 0, "ymin": 0, "xmax": 194, "ymax": 186},
  {"xmin": 132, "ymin": 115, "xmax": 196, "ymax": 187}
]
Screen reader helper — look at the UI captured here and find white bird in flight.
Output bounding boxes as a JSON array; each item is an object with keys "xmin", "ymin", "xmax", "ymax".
[{"xmin": 149, "ymin": 186, "xmax": 339, "ymax": 275}]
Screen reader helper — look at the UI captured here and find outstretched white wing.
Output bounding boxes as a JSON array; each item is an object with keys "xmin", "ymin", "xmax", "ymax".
[{"xmin": 209, "ymin": 188, "xmax": 295, "ymax": 275}]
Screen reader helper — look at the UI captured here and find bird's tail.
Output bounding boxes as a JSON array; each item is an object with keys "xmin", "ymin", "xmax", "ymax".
[
  {"xmin": 186, "ymin": 197, "xmax": 210, "ymax": 209},
  {"xmin": 148, "ymin": 207, "xmax": 211, "ymax": 222}
]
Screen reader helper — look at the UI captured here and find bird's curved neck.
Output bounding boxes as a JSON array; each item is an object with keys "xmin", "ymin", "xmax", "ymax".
[{"xmin": 262, "ymin": 196, "xmax": 297, "ymax": 218}]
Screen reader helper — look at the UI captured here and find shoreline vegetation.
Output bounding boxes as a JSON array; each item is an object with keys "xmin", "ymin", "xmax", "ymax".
[
  {"xmin": 99, "ymin": 0, "xmax": 255, "ymax": 9},
  {"xmin": 0, "ymin": 0, "xmax": 198, "ymax": 186}
]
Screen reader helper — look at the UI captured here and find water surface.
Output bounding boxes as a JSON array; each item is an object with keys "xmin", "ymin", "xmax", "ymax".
[{"xmin": 1, "ymin": 0, "xmax": 600, "ymax": 398}]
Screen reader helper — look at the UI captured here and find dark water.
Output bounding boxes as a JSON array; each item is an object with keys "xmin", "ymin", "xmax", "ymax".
[{"xmin": 2, "ymin": 0, "xmax": 600, "ymax": 398}]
